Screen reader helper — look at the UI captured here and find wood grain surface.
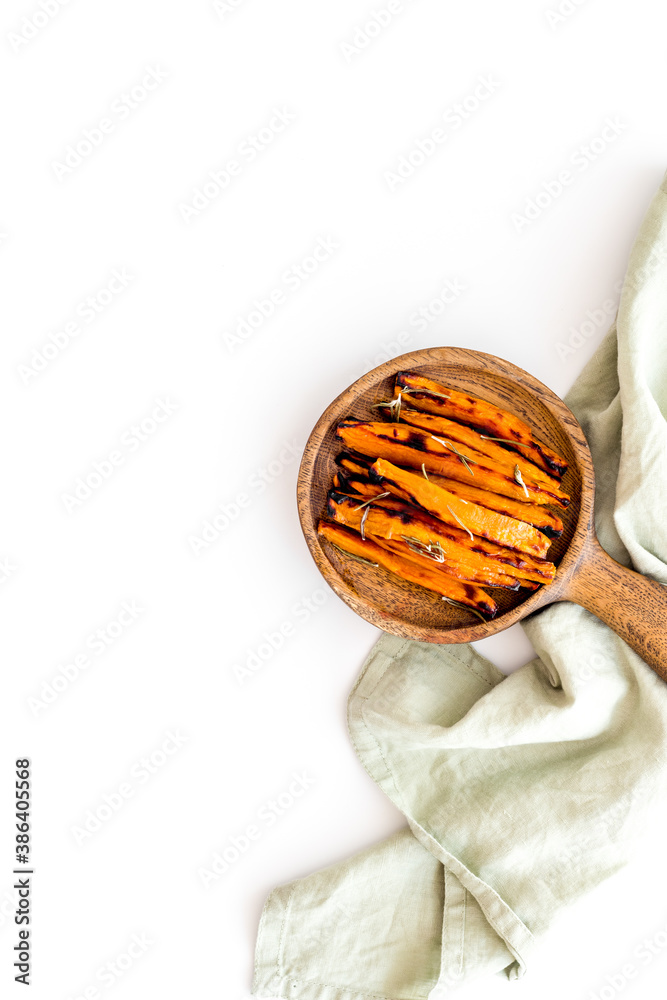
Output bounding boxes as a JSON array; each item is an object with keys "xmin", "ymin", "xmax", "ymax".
[{"xmin": 297, "ymin": 347, "xmax": 667, "ymax": 680}]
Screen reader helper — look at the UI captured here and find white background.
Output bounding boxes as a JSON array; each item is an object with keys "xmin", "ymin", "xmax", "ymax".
[{"xmin": 1, "ymin": 1, "xmax": 667, "ymax": 998}]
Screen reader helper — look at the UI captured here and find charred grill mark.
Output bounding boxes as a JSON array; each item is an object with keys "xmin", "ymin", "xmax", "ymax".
[
  {"xmin": 539, "ymin": 524, "xmax": 563, "ymax": 539},
  {"xmin": 394, "ymin": 377, "xmax": 568, "ymax": 478},
  {"xmin": 336, "ymin": 472, "xmax": 362, "ymax": 495},
  {"xmin": 373, "ymin": 483, "xmax": 548, "ymax": 567},
  {"xmin": 489, "ymin": 437, "xmax": 566, "ymax": 478},
  {"xmin": 341, "ymin": 420, "xmax": 565, "ymax": 498},
  {"xmin": 373, "ymin": 427, "xmax": 431, "ymax": 452},
  {"xmin": 533, "ymin": 443, "xmax": 567, "ymax": 475},
  {"xmin": 336, "ymin": 449, "xmax": 373, "ymax": 470},
  {"xmin": 377, "ymin": 475, "xmax": 416, "ymax": 506},
  {"xmin": 375, "ymin": 426, "xmax": 564, "ymax": 499},
  {"xmin": 382, "ymin": 472, "xmax": 545, "ymax": 555},
  {"xmin": 459, "ymin": 585, "xmax": 496, "ymax": 617},
  {"xmin": 386, "ymin": 506, "xmax": 419, "ymax": 526},
  {"xmin": 487, "ymin": 555, "xmax": 552, "ymax": 578},
  {"xmin": 539, "ymin": 489, "xmax": 569, "ymax": 507}
]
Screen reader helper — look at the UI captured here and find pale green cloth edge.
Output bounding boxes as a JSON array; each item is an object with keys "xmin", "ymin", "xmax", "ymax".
[
  {"xmin": 347, "ymin": 637, "xmax": 535, "ymax": 979},
  {"xmin": 253, "ymin": 171, "xmax": 667, "ymax": 999}
]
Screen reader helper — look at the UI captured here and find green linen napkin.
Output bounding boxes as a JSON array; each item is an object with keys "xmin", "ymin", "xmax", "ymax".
[{"xmin": 252, "ymin": 173, "xmax": 667, "ymax": 1000}]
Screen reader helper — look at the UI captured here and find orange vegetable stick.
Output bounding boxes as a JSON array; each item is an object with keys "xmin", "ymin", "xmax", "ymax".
[
  {"xmin": 395, "ymin": 372, "xmax": 568, "ymax": 478},
  {"xmin": 371, "ymin": 458, "xmax": 551, "ymax": 558},
  {"xmin": 390, "ymin": 407, "xmax": 561, "ymax": 490},
  {"xmin": 336, "ymin": 421, "xmax": 570, "ymax": 509},
  {"xmin": 327, "ymin": 492, "xmax": 555, "ymax": 587},
  {"xmin": 318, "ymin": 520, "xmax": 497, "ymax": 618},
  {"xmin": 336, "ymin": 450, "xmax": 563, "ymax": 537},
  {"xmin": 362, "ymin": 494, "xmax": 556, "ymax": 584},
  {"xmin": 422, "ymin": 470, "xmax": 564, "ymax": 538}
]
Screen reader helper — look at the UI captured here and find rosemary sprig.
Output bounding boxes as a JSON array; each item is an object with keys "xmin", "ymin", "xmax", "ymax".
[
  {"xmin": 441, "ymin": 596, "xmax": 487, "ymax": 622},
  {"xmin": 447, "ymin": 505, "xmax": 473, "ymax": 540},
  {"xmin": 370, "ymin": 386, "xmax": 450, "ymax": 422},
  {"xmin": 353, "ymin": 492, "xmax": 389, "ymax": 511},
  {"xmin": 399, "ymin": 387, "xmax": 451, "ymax": 401},
  {"xmin": 400, "ymin": 536, "xmax": 445, "ymax": 563},
  {"xmin": 421, "ymin": 463, "xmax": 429, "ymax": 480},
  {"xmin": 431, "ymin": 436, "xmax": 476, "ymax": 477},
  {"xmin": 480, "ymin": 435, "xmax": 521, "ymax": 445},
  {"xmin": 514, "ymin": 464, "xmax": 530, "ymax": 498},
  {"xmin": 360, "ymin": 505, "xmax": 370, "ymax": 540},
  {"xmin": 370, "ymin": 398, "xmax": 396, "ymax": 412},
  {"xmin": 329, "ymin": 542, "xmax": 379, "ymax": 569},
  {"xmin": 370, "ymin": 392, "xmax": 403, "ymax": 421}
]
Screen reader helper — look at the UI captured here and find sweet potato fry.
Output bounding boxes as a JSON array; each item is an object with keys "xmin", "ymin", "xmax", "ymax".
[
  {"xmin": 389, "ymin": 406, "xmax": 561, "ymax": 489},
  {"xmin": 394, "ymin": 372, "xmax": 568, "ymax": 478},
  {"xmin": 371, "ymin": 458, "xmax": 551, "ymax": 558},
  {"xmin": 338, "ymin": 450, "xmax": 563, "ymax": 537},
  {"xmin": 327, "ymin": 492, "xmax": 554, "ymax": 587},
  {"xmin": 363, "ymin": 493, "xmax": 557, "ymax": 584},
  {"xmin": 336, "ymin": 470, "xmax": 387, "ymax": 499},
  {"xmin": 318, "ymin": 520, "xmax": 497, "ymax": 618},
  {"xmin": 336, "ymin": 421, "xmax": 570, "ymax": 509},
  {"xmin": 336, "ymin": 452, "xmax": 373, "ymax": 477},
  {"xmin": 420, "ymin": 470, "xmax": 564, "ymax": 538},
  {"xmin": 375, "ymin": 537, "xmax": 536, "ymax": 591}
]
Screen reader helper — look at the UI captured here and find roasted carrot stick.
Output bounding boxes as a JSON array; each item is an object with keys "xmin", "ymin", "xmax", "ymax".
[
  {"xmin": 374, "ymin": 537, "xmax": 537, "ymax": 591},
  {"xmin": 336, "ymin": 470, "xmax": 387, "ymax": 499},
  {"xmin": 327, "ymin": 492, "xmax": 554, "ymax": 587},
  {"xmin": 421, "ymin": 470, "xmax": 564, "ymax": 538},
  {"xmin": 318, "ymin": 520, "xmax": 497, "ymax": 618},
  {"xmin": 336, "ymin": 421, "xmax": 570, "ymax": 509},
  {"xmin": 371, "ymin": 458, "xmax": 551, "ymax": 558},
  {"xmin": 394, "ymin": 372, "xmax": 568, "ymax": 478},
  {"xmin": 362, "ymin": 493, "xmax": 557, "ymax": 584},
  {"xmin": 389, "ymin": 407, "xmax": 561, "ymax": 489},
  {"xmin": 337, "ymin": 451, "xmax": 563, "ymax": 537},
  {"xmin": 336, "ymin": 452, "xmax": 373, "ymax": 477}
]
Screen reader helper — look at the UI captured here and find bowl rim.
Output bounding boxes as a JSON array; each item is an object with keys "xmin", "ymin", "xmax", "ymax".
[{"xmin": 296, "ymin": 346, "xmax": 595, "ymax": 644}]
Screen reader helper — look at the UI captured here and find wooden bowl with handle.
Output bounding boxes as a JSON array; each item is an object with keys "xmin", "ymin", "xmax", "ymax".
[{"xmin": 297, "ymin": 347, "xmax": 667, "ymax": 682}]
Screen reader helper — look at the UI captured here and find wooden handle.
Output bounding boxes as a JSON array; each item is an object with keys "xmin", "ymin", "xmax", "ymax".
[{"xmin": 564, "ymin": 532, "xmax": 667, "ymax": 683}]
